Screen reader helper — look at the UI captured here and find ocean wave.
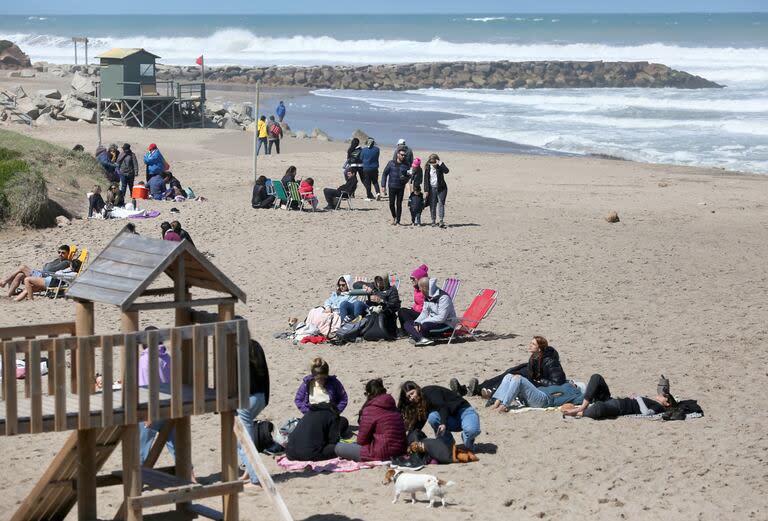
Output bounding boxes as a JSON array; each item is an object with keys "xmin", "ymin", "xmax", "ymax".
[
  {"xmin": 2, "ymin": 29, "xmax": 767, "ymax": 83},
  {"xmin": 464, "ymin": 17, "xmax": 507, "ymax": 22}
]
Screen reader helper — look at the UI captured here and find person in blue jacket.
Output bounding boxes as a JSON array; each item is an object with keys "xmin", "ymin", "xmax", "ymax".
[
  {"xmin": 143, "ymin": 143, "xmax": 165, "ymax": 182},
  {"xmin": 360, "ymin": 138, "xmax": 381, "ymax": 201},
  {"xmin": 276, "ymin": 101, "xmax": 286, "ymax": 122},
  {"xmin": 148, "ymin": 173, "xmax": 166, "ymax": 200},
  {"xmin": 381, "ymin": 148, "xmax": 411, "ymax": 225}
]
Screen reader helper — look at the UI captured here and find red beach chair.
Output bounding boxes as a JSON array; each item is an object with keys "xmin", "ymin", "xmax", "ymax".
[{"xmin": 445, "ymin": 288, "xmax": 497, "ymax": 344}]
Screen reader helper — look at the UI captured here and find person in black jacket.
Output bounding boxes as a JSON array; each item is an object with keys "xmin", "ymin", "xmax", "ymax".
[
  {"xmin": 398, "ymin": 381, "xmax": 480, "ymax": 451},
  {"xmin": 116, "ymin": 143, "xmax": 139, "ymax": 201},
  {"xmin": 562, "ymin": 373, "xmax": 676, "ymax": 419},
  {"xmin": 363, "ymin": 275, "xmax": 401, "ymax": 313},
  {"xmin": 237, "ymin": 338, "xmax": 271, "ymax": 483},
  {"xmin": 251, "ymin": 175, "xmax": 276, "ymax": 209},
  {"xmin": 423, "ymin": 153, "xmax": 450, "ymax": 228},
  {"xmin": 88, "ymin": 185, "xmax": 106, "ymax": 218},
  {"xmin": 286, "ymin": 403, "xmax": 349, "ymax": 461},
  {"xmin": 451, "ymin": 335, "xmax": 566, "ymax": 399},
  {"xmin": 381, "ymin": 148, "xmax": 411, "ymax": 225},
  {"xmin": 323, "ymin": 169, "xmax": 358, "ymax": 210},
  {"xmin": 346, "ymin": 138, "xmax": 363, "ymax": 198}
]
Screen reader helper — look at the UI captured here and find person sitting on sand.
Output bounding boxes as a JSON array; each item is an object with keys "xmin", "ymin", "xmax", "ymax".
[
  {"xmin": 294, "ymin": 357, "xmax": 348, "ymax": 415},
  {"xmin": 363, "ymin": 275, "xmax": 401, "ymax": 314},
  {"xmin": 561, "ymin": 374, "xmax": 676, "ymax": 420},
  {"xmin": 148, "ymin": 170, "xmax": 166, "ymax": 200},
  {"xmin": 171, "ymin": 221, "xmax": 194, "ymax": 247},
  {"xmin": 143, "ymin": 143, "xmax": 166, "ymax": 182},
  {"xmin": 487, "ymin": 373, "xmax": 583, "ymax": 413},
  {"xmin": 299, "ymin": 177, "xmax": 318, "ymax": 210},
  {"xmin": 161, "ymin": 172, "xmax": 182, "ymax": 199},
  {"xmin": 1, "ymin": 245, "xmax": 72, "ymax": 297},
  {"xmin": 95, "ymin": 144, "xmax": 119, "ymax": 183},
  {"xmin": 105, "ymin": 183, "xmax": 121, "ymax": 208},
  {"xmin": 285, "ymin": 402, "xmax": 349, "ymax": 462},
  {"xmin": 334, "ymin": 378, "xmax": 406, "ymax": 462},
  {"xmin": 13, "ymin": 258, "xmax": 81, "ymax": 302},
  {"xmin": 397, "ymin": 264, "xmax": 428, "ymax": 335},
  {"xmin": 251, "ymin": 175, "xmax": 276, "ymax": 209},
  {"xmin": 88, "ymin": 185, "xmax": 106, "ymax": 218},
  {"xmin": 160, "ymin": 222, "xmax": 181, "ymax": 242},
  {"xmin": 398, "ymin": 380, "xmax": 480, "ymax": 451},
  {"xmin": 323, "ymin": 169, "xmax": 358, "ymax": 210},
  {"xmin": 451, "ymin": 335, "xmax": 566, "ymax": 399},
  {"xmin": 402, "ymin": 277, "xmax": 456, "ymax": 346}
]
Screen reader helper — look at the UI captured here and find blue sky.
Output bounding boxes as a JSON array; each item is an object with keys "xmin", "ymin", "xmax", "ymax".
[{"xmin": 2, "ymin": 0, "xmax": 766, "ymax": 14}]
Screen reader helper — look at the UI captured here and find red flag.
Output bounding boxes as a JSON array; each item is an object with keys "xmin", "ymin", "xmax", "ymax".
[{"xmin": 195, "ymin": 55, "xmax": 204, "ymax": 66}]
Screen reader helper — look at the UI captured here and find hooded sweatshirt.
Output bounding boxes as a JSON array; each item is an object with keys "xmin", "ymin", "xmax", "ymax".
[
  {"xmin": 143, "ymin": 148, "xmax": 165, "ymax": 178},
  {"xmin": 410, "ymin": 264, "xmax": 428, "ymax": 312},
  {"xmin": 361, "ymin": 141, "xmax": 380, "ymax": 171},
  {"xmin": 324, "ymin": 275, "xmax": 355, "ymax": 310},
  {"xmin": 415, "ymin": 278, "xmax": 456, "ymax": 326},
  {"xmin": 357, "ymin": 393, "xmax": 407, "ymax": 461}
]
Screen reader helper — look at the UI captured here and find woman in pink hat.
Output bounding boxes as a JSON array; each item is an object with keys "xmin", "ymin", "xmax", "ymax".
[{"xmin": 397, "ymin": 264, "xmax": 428, "ymax": 335}]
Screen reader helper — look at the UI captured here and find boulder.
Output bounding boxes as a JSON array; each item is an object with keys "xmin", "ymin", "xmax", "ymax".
[
  {"xmin": 294, "ymin": 130, "xmax": 307, "ymax": 139},
  {"xmin": 61, "ymin": 104, "xmax": 96, "ymax": 123},
  {"xmin": 206, "ymin": 102, "xmax": 227, "ymax": 116},
  {"xmin": 70, "ymin": 71, "xmax": 95, "ymax": 94},
  {"xmin": 19, "ymin": 70, "xmax": 36, "ymax": 78},
  {"xmin": 55, "ymin": 215, "xmax": 71, "ymax": 227},
  {"xmin": 6, "ymin": 71, "xmax": 20, "ymax": 78},
  {"xmin": 35, "ymin": 113, "xmax": 54, "ymax": 126},
  {"xmin": 0, "ymin": 41, "xmax": 32, "ymax": 69},
  {"xmin": 15, "ymin": 97, "xmax": 40, "ymax": 119},
  {"xmin": 604, "ymin": 211, "xmax": 620, "ymax": 223},
  {"xmin": 37, "ymin": 89, "xmax": 62, "ymax": 100},
  {"xmin": 351, "ymin": 128, "xmax": 370, "ymax": 143},
  {"xmin": 311, "ymin": 128, "xmax": 331, "ymax": 141},
  {"xmin": 221, "ymin": 116, "xmax": 241, "ymax": 130}
]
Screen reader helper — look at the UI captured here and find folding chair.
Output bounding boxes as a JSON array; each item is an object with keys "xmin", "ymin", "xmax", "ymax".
[
  {"xmin": 288, "ymin": 182, "xmax": 315, "ymax": 212},
  {"xmin": 335, "ymin": 190, "xmax": 352, "ymax": 210},
  {"xmin": 431, "ymin": 289, "xmax": 497, "ymax": 344},
  {"xmin": 49, "ymin": 248, "xmax": 88, "ymax": 299},
  {"xmin": 441, "ymin": 277, "xmax": 461, "ymax": 301},
  {"xmin": 265, "ymin": 179, "xmax": 275, "ymax": 196},
  {"xmin": 272, "ymin": 179, "xmax": 292, "ymax": 209}
]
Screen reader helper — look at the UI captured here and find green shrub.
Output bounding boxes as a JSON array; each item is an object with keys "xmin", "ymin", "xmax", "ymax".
[
  {"xmin": 0, "ymin": 147, "xmax": 22, "ymax": 161},
  {"xmin": 4, "ymin": 170, "xmax": 52, "ymax": 227}
]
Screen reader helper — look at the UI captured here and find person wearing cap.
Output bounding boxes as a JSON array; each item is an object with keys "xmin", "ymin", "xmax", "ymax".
[
  {"xmin": 424, "ymin": 153, "xmax": 450, "ymax": 228},
  {"xmin": 392, "ymin": 138, "xmax": 413, "ymax": 166},
  {"xmin": 116, "ymin": 143, "xmax": 139, "ymax": 202},
  {"xmin": 360, "ymin": 137, "xmax": 381, "ymax": 200},
  {"xmin": 143, "ymin": 143, "xmax": 166, "ymax": 182}
]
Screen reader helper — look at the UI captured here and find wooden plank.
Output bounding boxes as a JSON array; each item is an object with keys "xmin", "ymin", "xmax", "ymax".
[
  {"xmin": 141, "ymin": 287, "xmax": 176, "ymax": 297},
  {"xmin": 127, "ymin": 481, "xmax": 243, "ymax": 510},
  {"xmin": 122, "ymin": 424, "xmax": 143, "ymax": 521},
  {"xmin": 214, "ymin": 323, "xmax": 227, "ymax": 411},
  {"xmin": 220, "ymin": 411, "xmax": 238, "ymax": 521},
  {"xmin": 184, "ymin": 248, "xmax": 246, "ymax": 303},
  {"xmin": 102, "ymin": 336, "xmax": 114, "ymax": 427},
  {"xmin": 76, "ymin": 273, "xmax": 144, "ymax": 293},
  {"xmin": 185, "ymin": 276, "xmax": 227, "ymax": 294},
  {"xmin": 47, "ymin": 337, "xmax": 56, "ymax": 395},
  {"xmin": 3, "ymin": 342, "xmax": 18, "ymax": 435},
  {"xmin": 23, "ymin": 348, "xmax": 30, "ymax": 398},
  {"xmin": 0, "ymin": 321, "xmax": 77, "ymax": 340},
  {"xmin": 141, "ymin": 420, "xmax": 174, "ymax": 469},
  {"xmin": 123, "ymin": 334, "xmax": 138, "ymax": 425},
  {"xmin": 77, "ymin": 337, "xmax": 91, "ymax": 430},
  {"xmin": 187, "ymin": 503, "xmax": 224, "ymax": 521},
  {"xmin": 128, "ymin": 297, "xmax": 238, "ymax": 312},
  {"xmin": 54, "ymin": 338, "xmax": 67, "ymax": 431},
  {"xmin": 77, "ymin": 428, "xmax": 98, "ymax": 521},
  {"xmin": 112, "ymin": 233, "xmax": 177, "ymax": 255},
  {"xmin": 233, "ymin": 418, "xmax": 294, "ymax": 521},
  {"xmin": 100, "ymin": 246, "xmax": 169, "ymax": 267},
  {"xmin": 29, "ymin": 339, "xmax": 43, "ymax": 433},
  {"xmin": 85, "ymin": 260, "xmax": 153, "ymax": 281},
  {"xmin": 236, "ymin": 320, "xmax": 249, "ymax": 409},
  {"xmin": 170, "ymin": 328, "xmax": 183, "ymax": 418},
  {"xmin": 147, "ymin": 329, "xmax": 160, "ymax": 423},
  {"xmin": 66, "ymin": 280, "xmax": 127, "ymax": 307},
  {"xmin": 193, "ymin": 326, "xmax": 206, "ymax": 415}
]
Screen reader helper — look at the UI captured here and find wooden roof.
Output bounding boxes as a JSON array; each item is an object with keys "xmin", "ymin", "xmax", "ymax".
[
  {"xmin": 66, "ymin": 227, "xmax": 245, "ymax": 311},
  {"xmin": 96, "ymin": 48, "xmax": 161, "ymax": 60}
]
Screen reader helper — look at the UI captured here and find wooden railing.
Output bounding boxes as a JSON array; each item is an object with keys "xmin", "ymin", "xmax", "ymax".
[{"xmin": 0, "ymin": 320, "xmax": 250, "ymax": 436}]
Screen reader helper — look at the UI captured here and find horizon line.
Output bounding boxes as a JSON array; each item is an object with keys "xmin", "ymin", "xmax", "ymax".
[{"xmin": 7, "ymin": 11, "xmax": 768, "ymax": 15}]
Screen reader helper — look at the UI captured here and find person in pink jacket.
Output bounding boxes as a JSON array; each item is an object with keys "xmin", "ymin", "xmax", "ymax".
[
  {"xmin": 335, "ymin": 378, "xmax": 406, "ymax": 462},
  {"xmin": 397, "ymin": 263, "xmax": 428, "ymax": 334}
]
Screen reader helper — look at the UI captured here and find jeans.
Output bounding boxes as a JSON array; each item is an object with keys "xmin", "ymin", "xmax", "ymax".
[
  {"xmin": 492, "ymin": 374, "xmax": 550, "ymax": 408},
  {"xmin": 583, "ymin": 373, "xmax": 612, "ymax": 403},
  {"xmin": 388, "ymin": 186, "xmax": 405, "ymax": 223},
  {"xmin": 339, "ymin": 300, "xmax": 367, "ymax": 322},
  {"xmin": 236, "ymin": 393, "xmax": 267, "ymax": 484},
  {"xmin": 361, "ymin": 169, "xmax": 380, "ymax": 198},
  {"xmin": 334, "ymin": 442, "xmax": 362, "ymax": 461},
  {"xmin": 119, "ymin": 174, "xmax": 135, "ymax": 199},
  {"xmin": 410, "ymin": 208, "xmax": 422, "ymax": 224},
  {"xmin": 428, "ymin": 188, "xmax": 447, "ymax": 223},
  {"xmin": 256, "ymin": 137, "xmax": 268, "ymax": 155},
  {"xmin": 404, "ymin": 320, "xmax": 449, "ymax": 341},
  {"xmin": 427, "ymin": 405, "xmax": 480, "ymax": 450},
  {"xmin": 323, "ymin": 188, "xmax": 347, "ymax": 208},
  {"xmin": 267, "ymin": 139, "xmax": 280, "ymax": 154},
  {"xmin": 139, "ymin": 419, "xmax": 176, "ymax": 464}
]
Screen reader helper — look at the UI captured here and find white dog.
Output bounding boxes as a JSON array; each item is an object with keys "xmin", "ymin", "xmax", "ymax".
[{"xmin": 382, "ymin": 468, "xmax": 455, "ymax": 507}]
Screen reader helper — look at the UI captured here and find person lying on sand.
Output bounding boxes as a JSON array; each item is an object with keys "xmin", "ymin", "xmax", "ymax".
[
  {"xmin": 1, "ymin": 244, "xmax": 72, "ymax": 296},
  {"xmin": 561, "ymin": 374, "xmax": 676, "ymax": 419}
]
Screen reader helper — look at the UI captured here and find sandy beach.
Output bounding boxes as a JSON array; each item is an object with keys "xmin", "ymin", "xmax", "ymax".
[{"xmin": 0, "ymin": 72, "xmax": 767, "ymax": 521}]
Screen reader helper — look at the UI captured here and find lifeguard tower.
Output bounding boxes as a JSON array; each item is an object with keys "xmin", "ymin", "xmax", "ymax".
[
  {"xmin": 0, "ymin": 227, "xmax": 261, "ymax": 521},
  {"xmin": 97, "ymin": 48, "xmax": 205, "ymax": 129}
]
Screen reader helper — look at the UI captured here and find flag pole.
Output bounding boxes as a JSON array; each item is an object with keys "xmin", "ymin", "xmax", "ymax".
[{"xmin": 253, "ymin": 81, "xmax": 260, "ymax": 183}]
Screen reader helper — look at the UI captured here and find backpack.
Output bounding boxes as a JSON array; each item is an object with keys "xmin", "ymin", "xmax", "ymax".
[
  {"xmin": 185, "ymin": 187, "xmax": 196, "ymax": 199},
  {"xmin": 253, "ymin": 420, "xmax": 275, "ymax": 452},
  {"xmin": 270, "ymin": 123, "xmax": 281, "ymax": 138},
  {"xmin": 362, "ymin": 311, "xmax": 397, "ymax": 341},
  {"xmin": 332, "ymin": 316, "xmax": 369, "ymax": 345}
]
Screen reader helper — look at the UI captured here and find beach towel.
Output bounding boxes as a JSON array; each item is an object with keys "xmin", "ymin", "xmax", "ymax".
[
  {"xmin": 109, "ymin": 207, "xmax": 160, "ymax": 219},
  {"xmin": 507, "ymin": 406, "xmax": 559, "ymax": 414},
  {"xmin": 129, "ymin": 210, "xmax": 161, "ymax": 219},
  {"xmin": 624, "ymin": 412, "xmax": 704, "ymax": 421},
  {"xmin": 276, "ymin": 456, "xmax": 388, "ymax": 473}
]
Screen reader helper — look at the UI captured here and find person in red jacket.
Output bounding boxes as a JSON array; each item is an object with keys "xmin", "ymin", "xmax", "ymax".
[
  {"xmin": 299, "ymin": 177, "xmax": 319, "ymax": 210},
  {"xmin": 335, "ymin": 378, "xmax": 406, "ymax": 462}
]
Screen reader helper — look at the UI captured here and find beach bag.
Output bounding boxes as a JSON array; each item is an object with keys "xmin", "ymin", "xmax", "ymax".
[
  {"xmin": 362, "ymin": 311, "xmax": 397, "ymax": 341},
  {"xmin": 253, "ymin": 420, "xmax": 275, "ymax": 452},
  {"xmin": 332, "ymin": 316, "xmax": 369, "ymax": 345},
  {"xmin": 185, "ymin": 187, "xmax": 196, "ymax": 199}
]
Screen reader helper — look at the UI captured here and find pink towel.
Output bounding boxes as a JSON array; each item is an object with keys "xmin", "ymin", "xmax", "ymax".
[{"xmin": 276, "ymin": 456, "xmax": 388, "ymax": 473}]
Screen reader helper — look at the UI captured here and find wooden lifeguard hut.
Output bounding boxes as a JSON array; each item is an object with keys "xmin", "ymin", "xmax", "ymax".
[
  {"xmin": 97, "ymin": 48, "xmax": 205, "ymax": 129},
  {"xmin": 0, "ymin": 227, "xmax": 252, "ymax": 521}
]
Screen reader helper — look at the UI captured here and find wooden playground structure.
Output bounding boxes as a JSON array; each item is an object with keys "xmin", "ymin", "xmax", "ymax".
[{"xmin": 0, "ymin": 226, "xmax": 286, "ymax": 521}]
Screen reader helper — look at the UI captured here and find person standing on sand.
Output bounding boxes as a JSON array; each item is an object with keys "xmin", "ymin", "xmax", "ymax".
[
  {"xmin": 267, "ymin": 116, "xmax": 283, "ymax": 155},
  {"xmin": 116, "ymin": 143, "xmax": 139, "ymax": 202},
  {"xmin": 392, "ymin": 138, "xmax": 414, "ymax": 166},
  {"xmin": 143, "ymin": 143, "xmax": 165, "ymax": 183},
  {"xmin": 361, "ymin": 137, "xmax": 381, "ymax": 201},
  {"xmin": 381, "ymin": 147, "xmax": 411, "ymax": 225},
  {"xmin": 423, "ymin": 153, "xmax": 450, "ymax": 228},
  {"xmin": 346, "ymin": 138, "xmax": 363, "ymax": 198},
  {"xmin": 276, "ymin": 100, "xmax": 286, "ymax": 122},
  {"xmin": 256, "ymin": 116, "xmax": 268, "ymax": 155}
]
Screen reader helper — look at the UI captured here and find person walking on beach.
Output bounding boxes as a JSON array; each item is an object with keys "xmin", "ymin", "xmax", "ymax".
[
  {"xmin": 256, "ymin": 116, "xmax": 268, "ymax": 155},
  {"xmin": 424, "ymin": 153, "xmax": 450, "ymax": 228},
  {"xmin": 267, "ymin": 115, "xmax": 283, "ymax": 154},
  {"xmin": 392, "ymin": 138, "xmax": 413, "ymax": 166},
  {"xmin": 361, "ymin": 137, "xmax": 381, "ymax": 201},
  {"xmin": 116, "ymin": 143, "xmax": 139, "ymax": 202},
  {"xmin": 381, "ymin": 147, "xmax": 411, "ymax": 225},
  {"xmin": 276, "ymin": 100, "xmax": 286, "ymax": 122},
  {"xmin": 346, "ymin": 138, "xmax": 363, "ymax": 198}
]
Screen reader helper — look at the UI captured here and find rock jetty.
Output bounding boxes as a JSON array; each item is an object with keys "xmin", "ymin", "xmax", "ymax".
[
  {"xmin": 0, "ymin": 41, "xmax": 32, "ymax": 70},
  {"xmin": 158, "ymin": 60, "xmax": 722, "ymax": 90}
]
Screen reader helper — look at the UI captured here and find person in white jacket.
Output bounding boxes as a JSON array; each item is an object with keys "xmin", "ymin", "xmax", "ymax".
[{"xmin": 403, "ymin": 277, "xmax": 457, "ymax": 346}]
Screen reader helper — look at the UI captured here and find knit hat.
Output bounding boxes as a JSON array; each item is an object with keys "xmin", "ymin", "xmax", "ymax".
[
  {"xmin": 410, "ymin": 264, "xmax": 428, "ymax": 279},
  {"xmin": 148, "ymin": 143, "xmax": 157, "ymax": 151},
  {"xmin": 412, "ymin": 158, "xmax": 421, "ymax": 168}
]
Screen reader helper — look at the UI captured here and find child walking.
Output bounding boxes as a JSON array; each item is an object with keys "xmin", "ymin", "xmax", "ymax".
[{"xmin": 408, "ymin": 185, "xmax": 425, "ymax": 226}]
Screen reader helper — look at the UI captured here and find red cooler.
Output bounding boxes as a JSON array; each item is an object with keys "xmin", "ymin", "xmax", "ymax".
[{"xmin": 132, "ymin": 185, "xmax": 149, "ymax": 199}]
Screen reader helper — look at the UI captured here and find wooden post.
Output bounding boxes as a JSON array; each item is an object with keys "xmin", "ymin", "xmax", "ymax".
[
  {"xmin": 217, "ymin": 303, "xmax": 237, "ymax": 521},
  {"xmin": 74, "ymin": 300, "xmax": 95, "ymax": 394},
  {"xmin": 77, "ymin": 428, "xmax": 98, "ymax": 521},
  {"xmin": 173, "ymin": 256, "xmax": 193, "ymax": 494},
  {"xmin": 121, "ymin": 311, "xmax": 139, "ymax": 390},
  {"xmin": 122, "ymin": 424, "xmax": 142, "ymax": 521}
]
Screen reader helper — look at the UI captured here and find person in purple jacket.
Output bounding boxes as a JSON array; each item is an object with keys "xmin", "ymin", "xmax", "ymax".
[
  {"xmin": 294, "ymin": 357, "xmax": 348, "ymax": 415},
  {"xmin": 138, "ymin": 326, "xmax": 175, "ymax": 464}
]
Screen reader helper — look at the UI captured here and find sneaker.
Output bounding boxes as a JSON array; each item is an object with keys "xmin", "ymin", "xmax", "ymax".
[
  {"xmin": 431, "ymin": 221, "xmax": 437, "ymax": 227},
  {"xmin": 375, "ymin": 193, "xmax": 381, "ymax": 201},
  {"xmin": 467, "ymin": 378, "xmax": 479, "ymax": 397},
  {"xmin": 324, "ymin": 205, "xmax": 334, "ymax": 210},
  {"xmin": 450, "ymin": 378, "xmax": 467, "ymax": 396},
  {"xmin": 439, "ymin": 221, "xmax": 446, "ymax": 228},
  {"xmin": 415, "ymin": 338, "xmax": 434, "ymax": 347},
  {"xmin": 364, "ymin": 198, "xmax": 373, "ymax": 202}
]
